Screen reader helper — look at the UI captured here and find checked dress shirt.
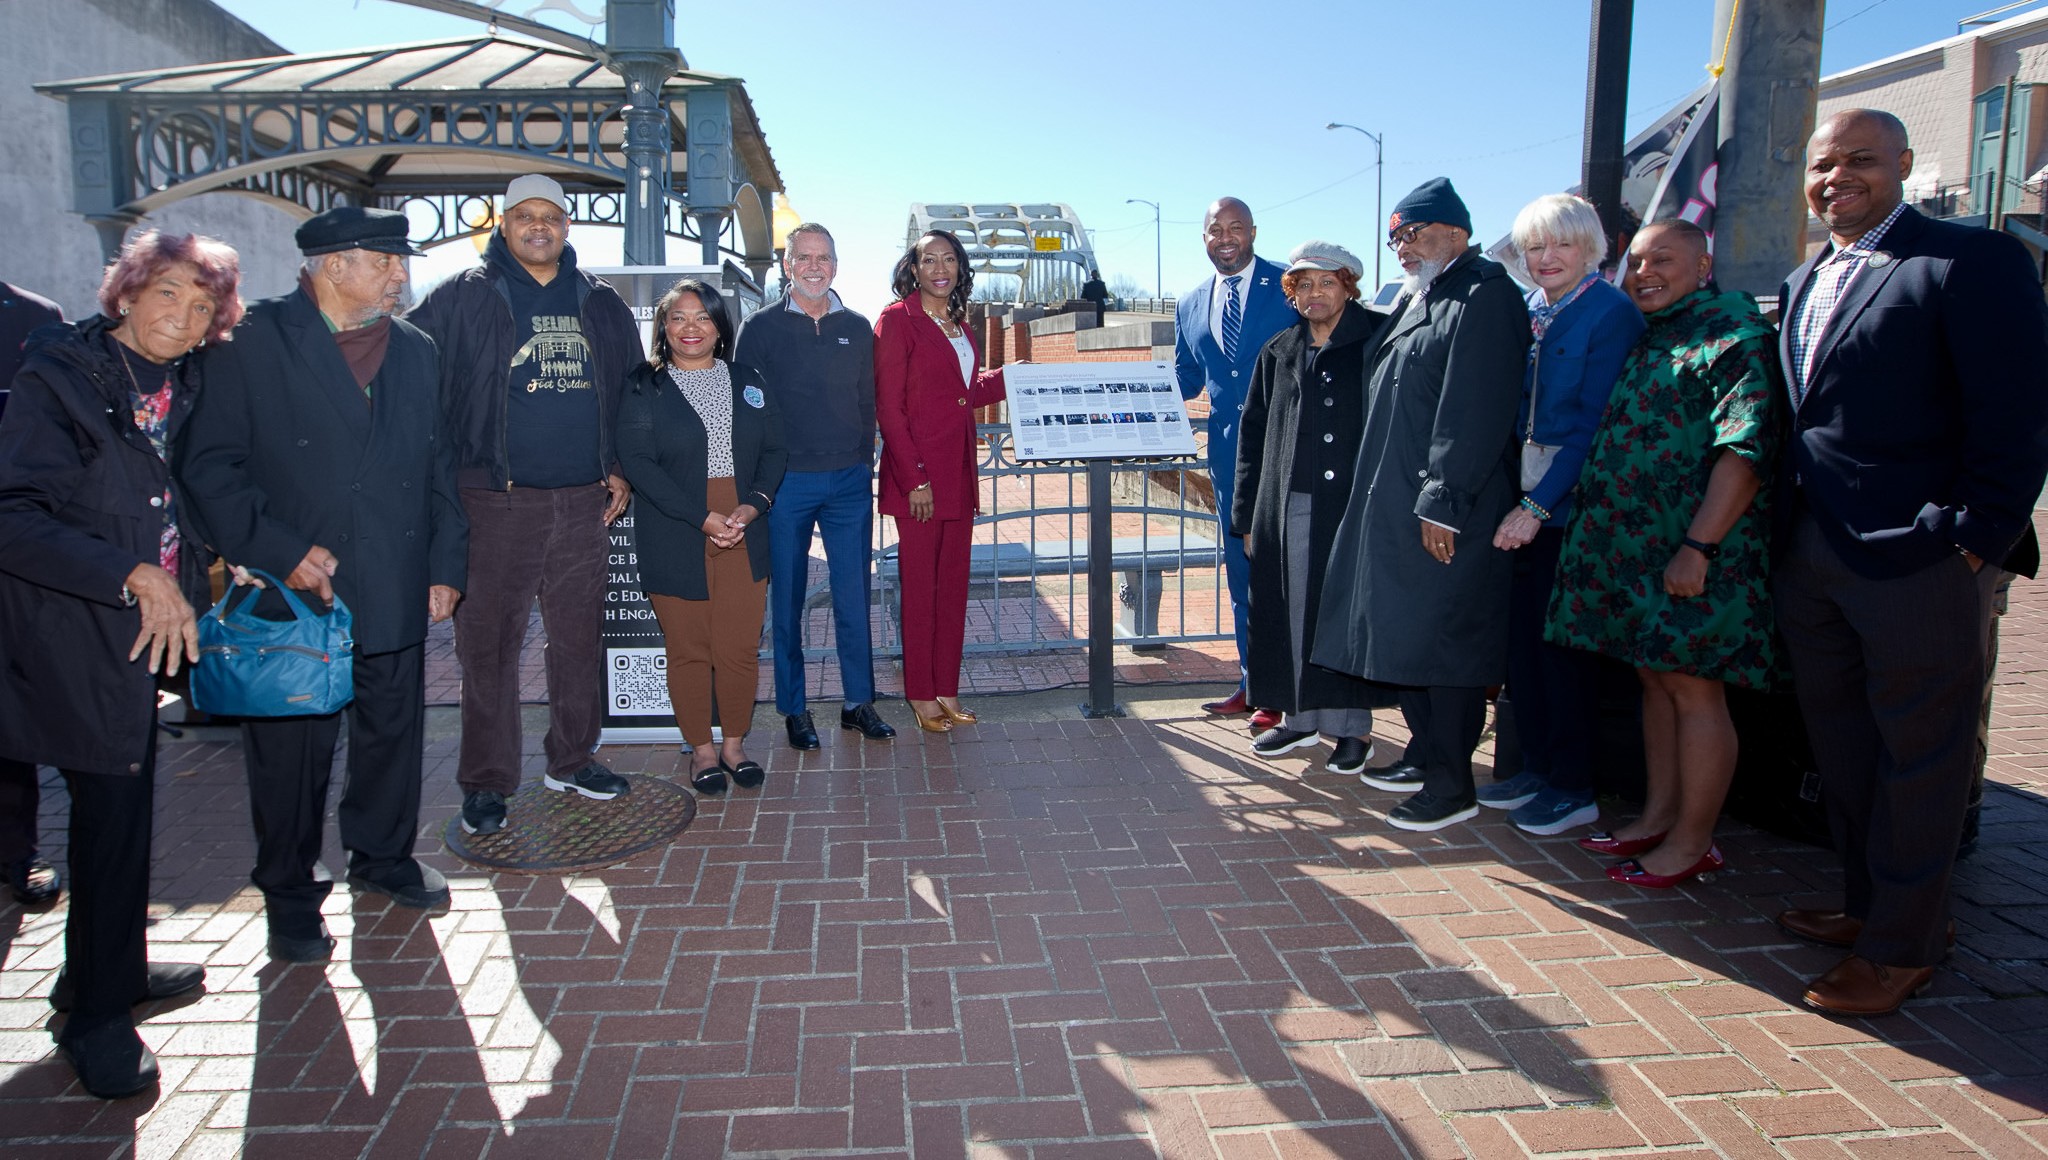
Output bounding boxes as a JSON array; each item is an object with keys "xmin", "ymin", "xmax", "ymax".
[{"xmin": 1788, "ymin": 201, "xmax": 1907, "ymax": 407}]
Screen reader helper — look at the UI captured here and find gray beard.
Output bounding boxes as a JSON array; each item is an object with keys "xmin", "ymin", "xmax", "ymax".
[{"xmin": 1401, "ymin": 257, "xmax": 1448, "ymax": 297}]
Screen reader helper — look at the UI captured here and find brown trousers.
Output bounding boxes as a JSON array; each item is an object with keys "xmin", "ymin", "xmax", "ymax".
[{"xmin": 649, "ymin": 478, "xmax": 767, "ymax": 747}]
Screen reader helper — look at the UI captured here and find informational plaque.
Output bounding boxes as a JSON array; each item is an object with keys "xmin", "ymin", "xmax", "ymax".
[{"xmin": 1004, "ymin": 361, "xmax": 1198, "ymax": 461}]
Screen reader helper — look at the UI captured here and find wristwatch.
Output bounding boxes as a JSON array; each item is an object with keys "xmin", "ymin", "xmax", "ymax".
[{"xmin": 1680, "ymin": 536, "xmax": 1720, "ymax": 559}]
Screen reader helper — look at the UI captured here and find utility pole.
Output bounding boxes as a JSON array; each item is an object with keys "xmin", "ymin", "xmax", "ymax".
[
  {"xmin": 1711, "ymin": 0, "xmax": 1824, "ymax": 295},
  {"xmin": 1580, "ymin": 0, "xmax": 1634, "ymax": 252}
]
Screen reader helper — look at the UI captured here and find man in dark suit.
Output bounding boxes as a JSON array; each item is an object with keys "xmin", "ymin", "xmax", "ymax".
[
  {"xmin": 178, "ymin": 207, "xmax": 468, "ymax": 963},
  {"xmin": 1773, "ymin": 109, "xmax": 2048, "ymax": 1016},
  {"xmin": 1175, "ymin": 198, "xmax": 1299, "ymax": 726}
]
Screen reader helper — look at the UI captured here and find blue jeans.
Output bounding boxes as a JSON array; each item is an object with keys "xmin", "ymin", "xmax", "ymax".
[{"xmin": 768, "ymin": 465, "xmax": 876, "ymax": 715}]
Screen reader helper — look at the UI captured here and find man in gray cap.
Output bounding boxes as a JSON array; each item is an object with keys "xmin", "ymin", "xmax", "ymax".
[
  {"xmin": 1313, "ymin": 178, "xmax": 1530, "ymax": 832},
  {"xmin": 179, "ymin": 205, "xmax": 468, "ymax": 961},
  {"xmin": 407, "ymin": 174, "xmax": 644, "ymax": 838}
]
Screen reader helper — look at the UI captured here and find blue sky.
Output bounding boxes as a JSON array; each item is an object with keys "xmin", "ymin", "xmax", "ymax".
[{"xmin": 213, "ymin": 0, "xmax": 2010, "ymax": 315}]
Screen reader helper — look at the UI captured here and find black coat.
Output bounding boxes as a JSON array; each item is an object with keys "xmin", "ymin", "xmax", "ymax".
[
  {"xmin": 615, "ymin": 359, "xmax": 787, "ymax": 599},
  {"xmin": 1313, "ymin": 249, "xmax": 1531, "ymax": 688},
  {"xmin": 1232, "ymin": 301, "xmax": 1383, "ymax": 714},
  {"xmin": 177, "ymin": 289, "xmax": 467, "ymax": 655},
  {"xmin": 0, "ymin": 318, "xmax": 213, "ymax": 774},
  {"xmin": 404, "ymin": 234, "xmax": 644, "ymax": 491}
]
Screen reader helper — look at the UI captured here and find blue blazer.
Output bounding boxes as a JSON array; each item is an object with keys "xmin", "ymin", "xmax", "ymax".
[
  {"xmin": 1518, "ymin": 279, "xmax": 1644, "ymax": 526},
  {"xmin": 1775, "ymin": 207, "xmax": 2048, "ymax": 579},
  {"xmin": 1174, "ymin": 255, "xmax": 1296, "ymax": 468}
]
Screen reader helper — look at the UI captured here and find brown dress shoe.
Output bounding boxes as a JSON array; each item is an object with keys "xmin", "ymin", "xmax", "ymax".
[
  {"xmin": 1801, "ymin": 954, "xmax": 1934, "ymax": 1017},
  {"xmin": 1778, "ymin": 909, "xmax": 1862, "ymax": 947},
  {"xmin": 1201, "ymin": 689, "xmax": 1249, "ymax": 716},
  {"xmin": 1776, "ymin": 909, "xmax": 1955, "ymax": 950}
]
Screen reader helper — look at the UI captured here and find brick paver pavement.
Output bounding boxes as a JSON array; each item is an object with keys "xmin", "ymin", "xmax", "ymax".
[{"xmin": 6, "ymin": 584, "xmax": 2048, "ymax": 1155}]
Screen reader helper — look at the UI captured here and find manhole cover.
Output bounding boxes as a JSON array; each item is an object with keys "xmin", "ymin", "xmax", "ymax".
[{"xmin": 442, "ymin": 774, "xmax": 697, "ymax": 874}]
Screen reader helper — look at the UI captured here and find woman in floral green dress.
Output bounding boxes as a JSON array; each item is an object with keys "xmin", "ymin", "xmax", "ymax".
[{"xmin": 1546, "ymin": 220, "xmax": 1780, "ymax": 889}]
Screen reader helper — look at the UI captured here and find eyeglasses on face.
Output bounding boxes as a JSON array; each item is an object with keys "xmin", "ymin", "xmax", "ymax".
[{"xmin": 1386, "ymin": 222, "xmax": 1435, "ymax": 250}]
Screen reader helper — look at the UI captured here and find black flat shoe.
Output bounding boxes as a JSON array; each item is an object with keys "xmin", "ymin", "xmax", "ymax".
[
  {"xmin": 59, "ymin": 1021, "xmax": 157, "ymax": 1100},
  {"xmin": 691, "ymin": 764, "xmax": 729, "ymax": 794},
  {"xmin": 730, "ymin": 760, "xmax": 766, "ymax": 789},
  {"xmin": 785, "ymin": 712, "xmax": 820, "ymax": 750},
  {"xmin": 50, "ymin": 962, "xmax": 206, "ymax": 1012}
]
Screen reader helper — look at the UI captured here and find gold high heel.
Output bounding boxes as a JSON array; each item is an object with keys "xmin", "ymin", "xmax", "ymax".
[
  {"xmin": 910, "ymin": 701, "xmax": 954, "ymax": 733},
  {"xmin": 937, "ymin": 698, "xmax": 977, "ymax": 725}
]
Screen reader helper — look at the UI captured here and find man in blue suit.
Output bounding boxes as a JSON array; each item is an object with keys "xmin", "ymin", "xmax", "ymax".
[
  {"xmin": 1176, "ymin": 197, "xmax": 1297, "ymax": 721},
  {"xmin": 1773, "ymin": 109, "xmax": 2048, "ymax": 1017}
]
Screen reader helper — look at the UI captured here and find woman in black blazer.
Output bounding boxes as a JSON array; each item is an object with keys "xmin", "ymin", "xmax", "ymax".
[{"xmin": 616, "ymin": 279, "xmax": 786, "ymax": 794}]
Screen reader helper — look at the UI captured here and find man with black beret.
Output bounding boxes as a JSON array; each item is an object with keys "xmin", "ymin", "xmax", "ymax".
[
  {"xmin": 1313, "ymin": 177, "xmax": 1530, "ymax": 832},
  {"xmin": 178, "ymin": 205, "xmax": 468, "ymax": 962}
]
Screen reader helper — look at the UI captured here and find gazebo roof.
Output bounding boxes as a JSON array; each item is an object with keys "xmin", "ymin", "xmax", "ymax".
[{"xmin": 35, "ymin": 34, "xmax": 782, "ymax": 261}]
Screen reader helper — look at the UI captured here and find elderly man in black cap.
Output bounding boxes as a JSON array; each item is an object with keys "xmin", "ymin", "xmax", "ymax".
[
  {"xmin": 178, "ymin": 206, "xmax": 467, "ymax": 962},
  {"xmin": 1313, "ymin": 177, "xmax": 1530, "ymax": 832}
]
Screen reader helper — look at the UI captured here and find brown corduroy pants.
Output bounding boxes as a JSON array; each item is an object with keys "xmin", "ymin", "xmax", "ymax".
[{"xmin": 649, "ymin": 478, "xmax": 767, "ymax": 748}]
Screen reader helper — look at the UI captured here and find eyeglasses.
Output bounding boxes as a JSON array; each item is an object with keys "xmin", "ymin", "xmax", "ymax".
[{"xmin": 1386, "ymin": 222, "xmax": 1434, "ymax": 251}]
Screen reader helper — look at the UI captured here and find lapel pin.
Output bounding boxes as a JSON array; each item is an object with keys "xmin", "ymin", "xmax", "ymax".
[{"xmin": 1867, "ymin": 251, "xmax": 1893, "ymax": 269}]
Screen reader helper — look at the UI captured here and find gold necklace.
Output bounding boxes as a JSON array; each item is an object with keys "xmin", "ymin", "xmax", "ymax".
[{"xmin": 923, "ymin": 305, "xmax": 961, "ymax": 338}]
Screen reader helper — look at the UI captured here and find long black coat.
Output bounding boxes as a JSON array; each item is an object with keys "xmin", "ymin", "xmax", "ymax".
[
  {"xmin": 1312, "ymin": 249, "xmax": 1531, "ymax": 688},
  {"xmin": 178, "ymin": 289, "xmax": 467, "ymax": 655},
  {"xmin": 615, "ymin": 359, "xmax": 787, "ymax": 599},
  {"xmin": 1232, "ymin": 301, "xmax": 1383, "ymax": 714},
  {"xmin": 0, "ymin": 318, "xmax": 213, "ymax": 774}
]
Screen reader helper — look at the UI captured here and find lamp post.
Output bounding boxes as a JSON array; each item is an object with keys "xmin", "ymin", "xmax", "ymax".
[
  {"xmin": 1126, "ymin": 197, "xmax": 1161, "ymax": 305},
  {"xmin": 1326, "ymin": 122, "xmax": 1384, "ymax": 292}
]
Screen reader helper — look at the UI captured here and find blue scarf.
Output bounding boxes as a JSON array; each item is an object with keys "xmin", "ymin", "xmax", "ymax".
[{"xmin": 1527, "ymin": 273, "xmax": 1602, "ymax": 345}]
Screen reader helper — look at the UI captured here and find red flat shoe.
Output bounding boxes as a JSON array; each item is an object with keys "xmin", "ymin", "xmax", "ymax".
[
  {"xmin": 1606, "ymin": 845, "xmax": 1724, "ymax": 890},
  {"xmin": 1577, "ymin": 830, "xmax": 1668, "ymax": 857}
]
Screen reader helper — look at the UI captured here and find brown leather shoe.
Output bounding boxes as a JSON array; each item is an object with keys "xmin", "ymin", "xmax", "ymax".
[
  {"xmin": 1778, "ymin": 909, "xmax": 1862, "ymax": 947},
  {"xmin": 1801, "ymin": 954, "xmax": 1934, "ymax": 1017},
  {"xmin": 1776, "ymin": 909, "xmax": 1955, "ymax": 950}
]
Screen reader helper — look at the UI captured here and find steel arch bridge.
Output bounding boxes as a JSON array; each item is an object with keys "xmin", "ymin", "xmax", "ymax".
[{"xmin": 908, "ymin": 203, "xmax": 1100, "ymax": 305}]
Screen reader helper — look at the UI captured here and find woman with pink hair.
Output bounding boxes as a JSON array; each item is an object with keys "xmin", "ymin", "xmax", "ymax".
[{"xmin": 0, "ymin": 229, "xmax": 241, "ymax": 1098}]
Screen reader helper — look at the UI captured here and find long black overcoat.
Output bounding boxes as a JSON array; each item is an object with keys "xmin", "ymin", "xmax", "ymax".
[
  {"xmin": 177, "ymin": 289, "xmax": 467, "ymax": 656},
  {"xmin": 0, "ymin": 318, "xmax": 213, "ymax": 774},
  {"xmin": 1311, "ymin": 249, "xmax": 1530, "ymax": 688},
  {"xmin": 1231, "ymin": 301, "xmax": 1383, "ymax": 714}
]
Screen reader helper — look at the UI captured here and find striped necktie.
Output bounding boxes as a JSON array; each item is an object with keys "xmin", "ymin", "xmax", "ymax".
[{"xmin": 1221, "ymin": 274, "xmax": 1244, "ymax": 361}]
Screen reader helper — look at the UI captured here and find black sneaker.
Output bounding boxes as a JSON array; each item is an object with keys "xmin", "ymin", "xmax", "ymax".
[
  {"xmin": 461, "ymin": 790, "xmax": 507, "ymax": 836},
  {"xmin": 544, "ymin": 761, "xmax": 631, "ymax": 801},
  {"xmin": 4, "ymin": 853, "xmax": 61, "ymax": 906},
  {"xmin": 1326, "ymin": 737, "xmax": 1375, "ymax": 775},
  {"xmin": 1250, "ymin": 727, "xmax": 1320, "ymax": 758},
  {"xmin": 1386, "ymin": 790, "xmax": 1480, "ymax": 832},
  {"xmin": 347, "ymin": 863, "xmax": 450, "ymax": 909},
  {"xmin": 1359, "ymin": 762, "xmax": 1428, "ymax": 792}
]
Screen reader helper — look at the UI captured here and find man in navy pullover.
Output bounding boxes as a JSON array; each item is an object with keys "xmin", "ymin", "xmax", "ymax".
[{"xmin": 733, "ymin": 223, "xmax": 896, "ymax": 748}]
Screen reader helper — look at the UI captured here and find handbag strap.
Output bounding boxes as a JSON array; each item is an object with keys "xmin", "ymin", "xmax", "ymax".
[{"xmin": 210, "ymin": 568, "xmax": 324, "ymax": 624}]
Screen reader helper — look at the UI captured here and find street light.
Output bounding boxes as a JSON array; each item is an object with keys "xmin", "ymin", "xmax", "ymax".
[
  {"xmin": 1126, "ymin": 197, "xmax": 1161, "ymax": 306},
  {"xmin": 1327, "ymin": 122, "xmax": 1385, "ymax": 292}
]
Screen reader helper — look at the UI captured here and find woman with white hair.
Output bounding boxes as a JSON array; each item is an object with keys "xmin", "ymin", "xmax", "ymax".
[{"xmin": 1481, "ymin": 194, "xmax": 1645, "ymax": 835}]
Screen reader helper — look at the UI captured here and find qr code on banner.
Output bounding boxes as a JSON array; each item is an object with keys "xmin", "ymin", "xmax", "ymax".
[{"xmin": 608, "ymin": 648, "xmax": 671, "ymax": 714}]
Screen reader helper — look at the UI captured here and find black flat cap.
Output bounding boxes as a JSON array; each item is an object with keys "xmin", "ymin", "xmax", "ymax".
[{"xmin": 295, "ymin": 206, "xmax": 425, "ymax": 257}]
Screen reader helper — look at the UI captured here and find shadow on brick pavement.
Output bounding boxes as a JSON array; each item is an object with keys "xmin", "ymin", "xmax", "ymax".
[{"xmin": 4, "ymin": 620, "xmax": 2048, "ymax": 1154}]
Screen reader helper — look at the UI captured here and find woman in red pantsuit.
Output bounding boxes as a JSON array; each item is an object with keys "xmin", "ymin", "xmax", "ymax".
[{"xmin": 874, "ymin": 230, "xmax": 1006, "ymax": 733}]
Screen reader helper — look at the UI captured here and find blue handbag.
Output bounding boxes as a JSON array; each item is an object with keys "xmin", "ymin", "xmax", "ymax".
[{"xmin": 191, "ymin": 570, "xmax": 355, "ymax": 717}]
